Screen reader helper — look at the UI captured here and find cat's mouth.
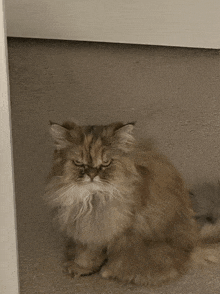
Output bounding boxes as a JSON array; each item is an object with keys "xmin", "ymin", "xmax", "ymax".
[
  {"xmin": 78, "ymin": 176, "xmax": 113, "ymax": 195},
  {"xmin": 79, "ymin": 175, "xmax": 102, "ymax": 189},
  {"xmin": 76, "ymin": 175, "xmax": 117, "ymax": 197},
  {"xmin": 80, "ymin": 174, "xmax": 102, "ymax": 184}
]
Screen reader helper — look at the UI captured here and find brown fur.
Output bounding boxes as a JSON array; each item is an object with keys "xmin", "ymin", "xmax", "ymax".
[{"xmin": 45, "ymin": 121, "xmax": 219, "ymax": 286}]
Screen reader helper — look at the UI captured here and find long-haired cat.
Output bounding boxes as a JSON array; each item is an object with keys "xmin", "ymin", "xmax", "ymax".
[{"xmin": 45, "ymin": 121, "xmax": 219, "ymax": 286}]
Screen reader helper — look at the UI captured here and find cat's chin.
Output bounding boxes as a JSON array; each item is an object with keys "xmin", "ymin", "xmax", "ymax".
[
  {"xmin": 78, "ymin": 178, "xmax": 101, "ymax": 191},
  {"xmin": 78, "ymin": 178, "xmax": 116, "ymax": 198},
  {"xmin": 80, "ymin": 175, "xmax": 104, "ymax": 188},
  {"xmin": 82, "ymin": 182, "xmax": 101, "ymax": 190},
  {"xmin": 82, "ymin": 175, "xmax": 102, "ymax": 183}
]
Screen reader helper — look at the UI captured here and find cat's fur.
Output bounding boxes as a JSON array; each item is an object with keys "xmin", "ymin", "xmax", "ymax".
[{"xmin": 45, "ymin": 121, "xmax": 219, "ymax": 286}]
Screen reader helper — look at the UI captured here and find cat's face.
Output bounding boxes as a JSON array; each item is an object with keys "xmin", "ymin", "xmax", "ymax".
[
  {"xmin": 63, "ymin": 132, "xmax": 116, "ymax": 185},
  {"xmin": 50, "ymin": 121, "xmax": 135, "ymax": 187}
]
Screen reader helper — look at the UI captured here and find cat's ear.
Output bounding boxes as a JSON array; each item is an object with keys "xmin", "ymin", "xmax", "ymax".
[
  {"xmin": 49, "ymin": 122, "xmax": 73, "ymax": 149},
  {"xmin": 113, "ymin": 122, "xmax": 135, "ymax": 152}
]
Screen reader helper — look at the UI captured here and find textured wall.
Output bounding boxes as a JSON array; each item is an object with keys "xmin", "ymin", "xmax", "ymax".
[{"xmin": 8, "ymin": 38, "xmax": 220, "ymax": 187}]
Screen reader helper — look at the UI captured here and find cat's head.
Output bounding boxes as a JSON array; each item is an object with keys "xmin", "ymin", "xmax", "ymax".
[{"xmin": 49, "ymin": 121, "xmax": 136, "ymax": 186}]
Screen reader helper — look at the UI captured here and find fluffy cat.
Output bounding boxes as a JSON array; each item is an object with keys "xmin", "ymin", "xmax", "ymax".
[{"xmin": 45, "ymin": 121, "xmax": 219, "ymax": 286}]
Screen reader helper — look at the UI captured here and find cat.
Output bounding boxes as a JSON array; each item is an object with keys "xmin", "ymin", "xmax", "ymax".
[{"xmin": 45, "ymin": 121, "xmax": 219, "ymax": 286}]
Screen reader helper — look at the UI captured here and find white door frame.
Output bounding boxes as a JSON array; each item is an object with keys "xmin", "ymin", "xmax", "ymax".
[{"xmin": 0, "ymin": 1, "xmax": 19, "ymax": 293}]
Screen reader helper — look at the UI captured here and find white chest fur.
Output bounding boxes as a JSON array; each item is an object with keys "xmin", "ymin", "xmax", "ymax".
[
  {"xmin": 48, "ymin": 181, "xmax": 133, "ymax": 246},
  {"xmin": 66, "ymin": 193, "xmax": 132, "ymax": 246}
]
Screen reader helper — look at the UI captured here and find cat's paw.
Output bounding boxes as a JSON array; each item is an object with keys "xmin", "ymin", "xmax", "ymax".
[
  {"xmin": 64, "ymin": 261, "xmax": 95, "ymax": 277},
  {"xmin": 100, "ymin": 266, "xmax": 113, "ymax": 279},
  {"xmin": 191, "ymin": 245, "xmax": 220, "ymax": 266},
  {"xmin": 100, "ymin": 262, "xmax": 180, "ymax": 286}
]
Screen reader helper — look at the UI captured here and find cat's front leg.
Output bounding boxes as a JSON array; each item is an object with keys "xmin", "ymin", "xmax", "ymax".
[{"xmin": 64, "ymin": 240, "xmax": 107, "ymax": 277}]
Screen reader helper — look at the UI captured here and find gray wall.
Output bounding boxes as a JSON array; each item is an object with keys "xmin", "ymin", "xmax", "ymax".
[
  {"xmin": 8, "ymin": 38, "xmax": 220, "ymax": 188},
  {"xmin": 7, "ymin": 37, "xmax": 220, "ymax": 294}
]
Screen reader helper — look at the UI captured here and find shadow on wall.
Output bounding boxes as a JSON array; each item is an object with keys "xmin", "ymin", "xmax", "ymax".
[{"xmin": 190, "ymin": 182, "xmax": 220, "ymax": 238}]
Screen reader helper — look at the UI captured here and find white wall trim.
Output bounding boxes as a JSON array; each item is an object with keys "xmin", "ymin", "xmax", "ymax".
[
  {"xmin": 0, "ymin": 1, "xmax": 19, "ymax": 293},
  {"xmin": 5, "ymin": 0, "xmax": 220, "ymax": 49}
]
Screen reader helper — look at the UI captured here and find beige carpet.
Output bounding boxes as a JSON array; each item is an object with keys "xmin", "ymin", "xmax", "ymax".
[{"xmin": 8, "ymin": 37, "xmax": 220, "ymax": 293}]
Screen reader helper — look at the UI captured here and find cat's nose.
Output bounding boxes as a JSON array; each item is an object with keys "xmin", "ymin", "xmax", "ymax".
[{"xmin": 85, "ymin": 167, "xmax": 98, "ymax": 181}]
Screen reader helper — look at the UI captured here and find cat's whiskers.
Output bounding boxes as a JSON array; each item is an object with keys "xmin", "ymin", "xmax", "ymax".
[{"xmin": 97, "ymin": 178, "xmax": 134, "ymax": 204}]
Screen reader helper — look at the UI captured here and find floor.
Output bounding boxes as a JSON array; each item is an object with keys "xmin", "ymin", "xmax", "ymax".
[{"xmin": 7, "ymin": 37, "xmax": 220, "ymax": 293}]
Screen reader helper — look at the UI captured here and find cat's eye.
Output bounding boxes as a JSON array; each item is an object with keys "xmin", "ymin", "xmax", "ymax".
[
  {"xmin": 72, "ymin": 160, "xmax": 84, "ymax": 167},
  {"xmin": 101, "ymin": 159, "xmax": 112, "ymax": 167}
]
